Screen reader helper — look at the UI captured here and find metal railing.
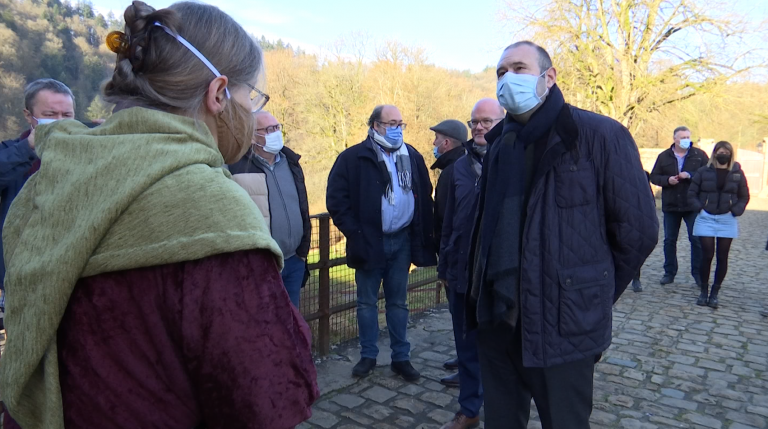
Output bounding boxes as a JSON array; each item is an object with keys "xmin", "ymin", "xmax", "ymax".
[{"xmin": 298, "ymin": 213, "xmax": 443, "ymax": 355}]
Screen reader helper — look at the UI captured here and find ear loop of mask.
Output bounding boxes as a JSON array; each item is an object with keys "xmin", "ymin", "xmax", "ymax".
[
  {"xmin": 153, "ymin": 22, "xmax": 231, "ymax": 100},
  {"xmin": 537, "ymin": 68, "xmax": 551, "ymax": 101}
]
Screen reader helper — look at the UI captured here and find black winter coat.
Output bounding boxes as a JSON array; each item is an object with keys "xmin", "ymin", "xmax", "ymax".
[
  {"xmin": 688, "ymin": 163, "xmax": 750, "ymax": 216},
  {"xmin": 438, "ymin": 143, "xmax": 481, "ymax": 294},
  {"xmin": 468, "ymin": 105, "xmax": 659, "ymax": 368},
  {"xmin": 326, "ymin": 138, "xmax": 437, "ymax": 270},
  {"xmin": 0, "ymin": 130, "xmax": 36, "ymax": 288},
  {"xmin": 431, "ymin": 146, "xmax": 465, "ymax": 253},
  {"xmin": 229, "ymin": 147, "xmax": 312, "ymax": 258},
  {"xmin": 650, "ymin": 145, "xmax": 709, "ymax": 212}
]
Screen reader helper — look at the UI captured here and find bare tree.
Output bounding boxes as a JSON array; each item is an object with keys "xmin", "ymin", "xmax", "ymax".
[
  {"xmin": 328, "ymin": 31, "xmax": 373, "ymax": 66},
  {"xmin": 501, "ymin": 0, "xmax": 767, "ymax": 133}
]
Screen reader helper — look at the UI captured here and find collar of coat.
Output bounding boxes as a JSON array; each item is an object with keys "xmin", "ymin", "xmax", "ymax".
[
  {"xmin": 483, "ymin": 102, "xmax": 579, "ymax": 156},
  {"xmin": 430, "ymin": 145, "xmax": 466, "ymax": 170}
]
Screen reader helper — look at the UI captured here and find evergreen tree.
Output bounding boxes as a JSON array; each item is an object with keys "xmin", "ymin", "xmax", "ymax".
[{"xmin": 0, "ymin": 0, "xmax": 117, "ymax": 137}]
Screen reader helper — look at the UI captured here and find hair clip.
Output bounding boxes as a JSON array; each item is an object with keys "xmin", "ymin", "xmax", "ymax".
[{"xmin": 106, "ymin": 31, "xmax": 129, "ymax": 55}]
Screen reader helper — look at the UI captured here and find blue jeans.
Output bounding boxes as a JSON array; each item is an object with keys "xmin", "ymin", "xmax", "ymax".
[
  {"xmin": 355, "ymin": 229, "xmax": 411, "ymax": 362},
  {"xmin": 281, "ymin": 255, "xmax": 306, "ymax": 308},
  {"xmin": 448, "ymin": 288, "xmax": 484, "ymax": 418},
  {"xmin": 663, "ymin": 211, "xmax": 702, "ymax": 281}
]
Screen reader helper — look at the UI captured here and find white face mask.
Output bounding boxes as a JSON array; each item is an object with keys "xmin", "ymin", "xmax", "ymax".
[
  {"xmin": 496, "ymin": 69, "xmax": 549, "ymax": 115},
  {"xmin": 33, "ymin": 117, "xmax": 58, "ymax": 127},
  {"xmin": 255, "ymin": 130, "xmax": 284, "ymax": 154}
]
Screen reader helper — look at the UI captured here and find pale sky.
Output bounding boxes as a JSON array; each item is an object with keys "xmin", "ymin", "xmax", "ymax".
[{"xmin": 91, "ymin": 0, "xmax": 768, "ymax": 73}]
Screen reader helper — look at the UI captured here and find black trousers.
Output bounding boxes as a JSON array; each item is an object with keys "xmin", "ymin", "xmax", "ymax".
[{"xmin": 477, "ymin": 323, "xmax": 595, "ymax": 429}]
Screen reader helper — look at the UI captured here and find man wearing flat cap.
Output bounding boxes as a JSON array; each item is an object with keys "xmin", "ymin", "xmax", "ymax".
[
  {"xmin": 429, "ymin": 119, "xmax": 468, "ymax": 384},
  {"xmin": 431, "ymin": 120, "xmax": 468, "ymax": 256}
]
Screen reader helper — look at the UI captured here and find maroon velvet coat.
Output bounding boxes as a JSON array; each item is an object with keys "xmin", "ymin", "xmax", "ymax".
[{"xmin": 5, "ymin": 249, "xmax": 318, "ymax": 429}]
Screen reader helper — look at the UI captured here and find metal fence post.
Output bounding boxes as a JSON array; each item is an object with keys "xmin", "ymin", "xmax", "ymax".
[{"xmin": 318, "ymin": 215, "xmax": 331, "ymax": 356}]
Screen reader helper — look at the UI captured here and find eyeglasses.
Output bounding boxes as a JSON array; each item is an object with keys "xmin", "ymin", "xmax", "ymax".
[
  {"xmin": 468, "ymin": 118, "xmax": 504, "ymax": 129},
  {"xmin": 256, "ymin": 123, "xmax": 283, "ymax": 134},
  {"xmin": 377, "ymin": 121, "xmax": 407, "ymax": 130},
  {"xmin": 245, "ymin": 83, "xmax": 270, "ymax": 112}
]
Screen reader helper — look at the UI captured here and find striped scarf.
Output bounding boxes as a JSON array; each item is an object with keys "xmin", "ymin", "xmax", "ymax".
[{"xmin": 368, "ymin": 128, "xmax": 412, "ymax": 205}]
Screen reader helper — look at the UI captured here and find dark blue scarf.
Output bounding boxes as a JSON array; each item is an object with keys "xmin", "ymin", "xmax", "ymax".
[{"xmin": 474, "ymin": 84, "xmax": 565, "ymax": 327}]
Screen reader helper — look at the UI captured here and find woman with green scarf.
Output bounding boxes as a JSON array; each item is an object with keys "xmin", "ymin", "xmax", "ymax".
[{"xmin": 0, "ymin": 2, "xmax": 318, "ymax": 428}]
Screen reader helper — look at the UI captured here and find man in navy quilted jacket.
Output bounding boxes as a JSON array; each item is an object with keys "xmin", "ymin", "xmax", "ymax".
[{"xmin": 467, "ymin": 41, "xmax": 658, "ymax": 429}]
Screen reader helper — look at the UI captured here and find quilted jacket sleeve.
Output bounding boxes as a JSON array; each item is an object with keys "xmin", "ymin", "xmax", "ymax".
[
  {"xmin": 601, "ymin": 125, "xmax": 659, "ymax": 302},
  {"xmin": 687, "ymin": 169, "xmax": 704, "ymax": 213},
  {"xmin": 731, "ymin": 169, "xmax": 750, "ymax": 216}
]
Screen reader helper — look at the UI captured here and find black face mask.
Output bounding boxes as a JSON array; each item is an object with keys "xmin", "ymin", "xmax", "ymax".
[{"xmin": 715, "ymin": 154, "xmax": 731, "ymax": 165}]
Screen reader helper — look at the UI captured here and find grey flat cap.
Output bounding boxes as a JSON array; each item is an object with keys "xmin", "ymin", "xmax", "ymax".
[{"xmin": 430, "ymin": 119, "xmax": 468, "ymax": 142}]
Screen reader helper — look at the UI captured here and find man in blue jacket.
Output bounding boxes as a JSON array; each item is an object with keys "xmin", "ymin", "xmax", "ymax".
[
  {"xmin": 437, "ymin": 98, "xmax": 504, "ymax": 429},
  {"xmin": 468, "ymin": 42, "xmax": 658, "ymax": 429},
  {"xmin": 327, "ymin": 105, "xmax": 436, "ymax": 382},
  {"xmin": 0, "ymin": 78, "xmax": 75, "ymax": 316}
]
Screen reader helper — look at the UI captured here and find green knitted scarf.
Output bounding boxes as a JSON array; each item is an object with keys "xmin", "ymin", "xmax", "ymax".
[{"xmin": 0, "ymin": 107, "xmax": 282, "ymax": 429}]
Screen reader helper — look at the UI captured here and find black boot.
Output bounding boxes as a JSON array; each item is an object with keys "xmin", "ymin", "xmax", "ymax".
[
  {"xmin": 708, "ymin": 284, "xmax": 720, "ymax": 309},
  {"xmin": 696, "ymin": 283, "xmax": 709, "ymax": 306},
  {"xmin": 352, "ymin": 358, "xmax": 377, "ymax": 378},
  {"xmin": 391, "ymin": 360, "xmax": 421, "ymax": 382}
]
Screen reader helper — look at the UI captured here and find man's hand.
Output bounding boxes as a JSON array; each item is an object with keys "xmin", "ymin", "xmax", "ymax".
[
  {"xmin": 438, "ymin": 279, "xmax": 448, "ymax": 288},
  {"xmin": 678, "ymin": 171, "xmax": 691, "ymax": 180},
  {"xmin": 668, "ymin": 175, "xmax": 679, "ymax": 186},
  {"xmin": 28, "ymin": 127, "xmax": 35, "ymax": 150}
]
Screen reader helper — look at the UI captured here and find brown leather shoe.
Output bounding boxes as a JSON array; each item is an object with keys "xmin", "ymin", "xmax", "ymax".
[
  {"xmin": 440, "ymin": 412, "xmax": 480, "ymax": 429},
  {"xmin": 443, "ymin": 357, "xmax": 459, "ymax": 370},
  {"xmin": 440, "ymin": 372, "xmax": 460, "ymax": 388}
]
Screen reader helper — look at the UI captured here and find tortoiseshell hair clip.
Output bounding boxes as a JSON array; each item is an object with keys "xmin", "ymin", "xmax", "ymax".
[{"xmin": 106, "ymin": 31, "xmax": 129, "ymax": 55}]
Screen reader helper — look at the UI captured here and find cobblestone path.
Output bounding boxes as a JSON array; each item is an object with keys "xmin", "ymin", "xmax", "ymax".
[{"xmin": 304, "ymin": 207, "xmax": 768, "ymax": 429}]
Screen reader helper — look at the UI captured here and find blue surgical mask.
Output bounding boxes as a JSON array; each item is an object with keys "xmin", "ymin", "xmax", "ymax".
[
  {"xmin": 433, "ymin": 146, "xmax": 440, "ymax": 159},
  {"xmin": 679, "ymin": 139, "xmax": 691, "ymax": 149},
  {"xmin": 497, "ymin": 70, "xmax": 549, "ymax": 115},
  {"xmin": 384, "ymin": 126, "xmax": 403, "ymax": 145}
]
